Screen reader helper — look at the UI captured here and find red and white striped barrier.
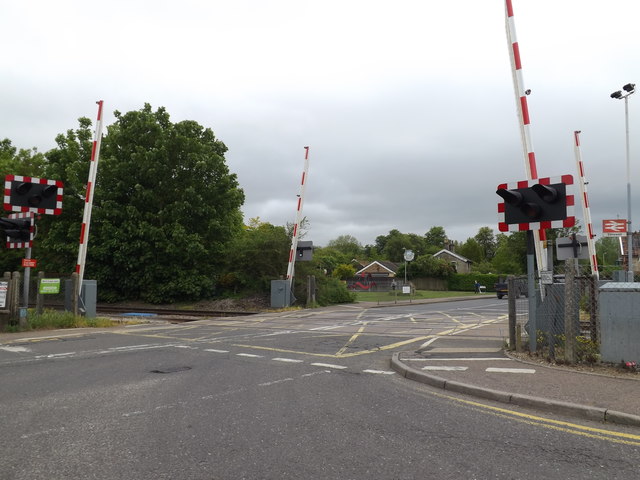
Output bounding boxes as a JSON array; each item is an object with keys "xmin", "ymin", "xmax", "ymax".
[
  {"xmin": 505, "ymin": 0, "xmax": 547, "ymax": 271},
  {"xmin": 75, "ymin": 100, "xmax": 105, "ymax": 288},
  {"xmin": 286, "ymin": 147, "xmax": 310, "ymax": 283},
  {"xmin": 574, "ymin": 131, "xmax": 599, "ymax": 279}
]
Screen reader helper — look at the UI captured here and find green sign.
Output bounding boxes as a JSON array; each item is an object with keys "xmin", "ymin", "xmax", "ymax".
[{"xmin": 39, "ymin": 278, "xmax": 61, "ymax": 294}]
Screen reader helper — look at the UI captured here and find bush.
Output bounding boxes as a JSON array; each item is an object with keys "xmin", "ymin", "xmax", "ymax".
[
  {"xmin": 447, "ymin": 273, "xmax": 501, "ymax": 292},
  {"xmin": 316, "ymin": 276, "xmax": 356, "ymax": 306}
]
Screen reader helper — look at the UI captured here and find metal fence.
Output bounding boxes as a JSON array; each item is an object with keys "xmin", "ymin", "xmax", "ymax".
[{"xmin": 509, "ymin": 263, "xmax": 601, "ymax": 363}]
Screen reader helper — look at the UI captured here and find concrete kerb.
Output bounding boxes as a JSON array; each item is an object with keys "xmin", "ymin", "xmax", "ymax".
[{"xmin": 390, "ymin": 352, "xmax": 640, "ymax": 427}]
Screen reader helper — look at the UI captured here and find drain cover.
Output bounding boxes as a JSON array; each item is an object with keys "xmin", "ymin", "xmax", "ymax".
[{"xmin": 150, "ymin": 366, "xmax": 192, "ymax": 374}]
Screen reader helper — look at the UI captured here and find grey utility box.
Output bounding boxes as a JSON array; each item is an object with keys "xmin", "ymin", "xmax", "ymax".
[
  {"xmin": 65, "ymin": 279, "xmax": 97, "ymax": 318},
  {"xmin": 599, "ymin": 282, "xmax": 640, "ymax": 363},
  {"xmin": 271, "ymin": 280, "xmax": 291, "ymax": 308}
]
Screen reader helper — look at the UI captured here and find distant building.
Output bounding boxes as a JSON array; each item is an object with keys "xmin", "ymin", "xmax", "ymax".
[
  {"xmin": 433, "ymin": 249, "xmax": 473, "ymax": 274},
  {"xmin": 354, "ymin": 260, "xmax": 399, "ymax": 278}
]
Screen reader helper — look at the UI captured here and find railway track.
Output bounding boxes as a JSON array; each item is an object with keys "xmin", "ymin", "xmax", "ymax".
[{"xmin": 95, "ymin": 305, "xmax": 258, "ymax": 319}]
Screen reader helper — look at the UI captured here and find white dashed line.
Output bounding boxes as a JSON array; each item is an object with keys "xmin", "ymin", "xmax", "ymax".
[
  {"xmin": 422, "ymin": 366, "xmax": 468, "ymax": 371},
  {"xmin": 259, "ymin": 377, "xmax": 294, "ymax": 386},
  {"xmin": 486, "ymin": 367, "xmax": 535, "ymax": 374},
  {"xmin": 236, "ymin": 353, "xmax": 263, "ymax": 358},
  {"xmin": 34, "ymin": 352, "xmax": 76, "ymax": 359},
  {"xmin": 204, "ymin": 349, "xmax": 229, "ymax": 353},
  {"xmin": 310, "ymin": 362, "xmax": 347, "ymax": 370},
  {"xmin": 0, "ymin": 346, "xmax": 31, "ymax": 353},
  {"xmin": 362, "ymin": 369, "xmax": 395, "ymax": 375},
  {"xmin": 272, "ymin": 358, "xmax": 304, "ymax": 363}
]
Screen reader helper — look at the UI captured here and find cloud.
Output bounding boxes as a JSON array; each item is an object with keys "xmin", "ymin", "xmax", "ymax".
[{"xmin": 2, "ymin": 0, "xmax": 640, "ymax": 248}]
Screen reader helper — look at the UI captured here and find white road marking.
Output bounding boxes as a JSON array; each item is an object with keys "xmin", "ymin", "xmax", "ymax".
[
  {"xmin": 422, "ymin": 366, "xmax": 468, "ymax": 371},
  {"xmin": 362, "ymin": 369, "xmax": 395, "ymax": 375},
  {"xmin": 34, "ymin": 352, "xmax": 76, "ymax": 359},
  {"xmin": 204, "ymin": 349, "xmax": 229, "ymax": 353},
  {"xmin": 272, "ymin": 357, "xmax": 304, "ymax": 363},
  {"xmin": 0, "ymin": 346, "xmax": 31, "ymax": 353},
  {"xmin": 486, "ymin": 367, "xmax": 536, "ymax": 374},
  {"xmin": 301, "ymin": 370, "xmax": 332, "ymax": 377},
  {"xmin": 309, "ymin": 325, "xmax": 346, "ymax": 331},
  {"xmin": 405, "ymin": 357, "xmax": 510, "ymax": 362},
  {"xmin": 311, "ymin": 362, "xmax": 347, "ymax": 370},
  {"xmin": 236, "ymin": 353, "xmax": 263, "ymax": 358},
  {"xmin": 418, "ymin": 337, "xmax": 438, "ymax": 349},
  {"xmin": 259, "ymin": 377, "xmax": 294, "ymax": 386}
]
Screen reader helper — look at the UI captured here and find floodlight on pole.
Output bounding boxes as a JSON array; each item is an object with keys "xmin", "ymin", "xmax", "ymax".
[{"xmin": 610, "ymin": 83, "xmax": 635, "ymax": 280}]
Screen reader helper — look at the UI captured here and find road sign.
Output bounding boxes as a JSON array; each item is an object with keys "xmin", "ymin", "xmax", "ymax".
[
  {"xmin": 22, "ymin": 258, "xmax": 37, "ymax": 268},
  {"xmin": 556, "ymin": 235, "xmax": 589, "ymax": 260},
  {"xmin": 603, "ymin": 219, "xmax": 627, "ymax": 237},
  {"xmin": 39, "ymin": 278, "xmax": 61, "ymax": 294}
]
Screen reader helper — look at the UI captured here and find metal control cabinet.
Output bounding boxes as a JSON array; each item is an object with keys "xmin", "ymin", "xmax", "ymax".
[
  {"xmin": 271, "ymin": 280, "xmax": 291, "ymax": 308},
  {"xmin": 65, "ymin": 279, "xmax": 97, "ymax": 318},
  {"xmin": 599, "ymin": 282, "xmax": 640, "ymax": 363}
]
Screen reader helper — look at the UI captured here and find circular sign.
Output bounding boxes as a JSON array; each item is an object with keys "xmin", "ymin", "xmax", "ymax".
[{"xmin": 403, "ymin": 250, "xmax": 415, "ymax": 262}]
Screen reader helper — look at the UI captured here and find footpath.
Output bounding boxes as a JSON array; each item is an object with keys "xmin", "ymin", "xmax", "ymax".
[{"xmin": 389, "ymin": 308, "xmax": 640, "ymax": 427}]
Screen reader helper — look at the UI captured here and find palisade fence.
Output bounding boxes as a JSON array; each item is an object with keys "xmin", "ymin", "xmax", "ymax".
[{"xmin": 509, "ymin": 263, "xmax": 605, "ymax": 363}]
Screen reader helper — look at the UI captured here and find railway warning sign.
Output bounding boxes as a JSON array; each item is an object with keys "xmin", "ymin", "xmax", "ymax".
[{"xmin": 603, "ymin": 219, "xmax": 627, "ymax": 237}]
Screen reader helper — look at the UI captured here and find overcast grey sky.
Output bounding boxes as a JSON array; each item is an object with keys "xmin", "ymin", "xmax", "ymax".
[{"xmin": 2, "ymin": 0, "xmax": 640, "ymax": 247}]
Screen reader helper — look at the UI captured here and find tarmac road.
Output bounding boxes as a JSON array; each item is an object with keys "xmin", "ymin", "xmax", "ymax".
[{"xmin": 1, "ymin": 299, "xmax": 639, "ymax": 479}]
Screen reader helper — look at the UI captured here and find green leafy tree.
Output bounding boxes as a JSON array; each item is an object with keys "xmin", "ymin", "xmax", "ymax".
[
  {"xmin": 596, "ymin": 236, "xmax": 622, "ymax": 275},
  {"xmin": 491, "ymin": 232, "xmax": 527, "ymax": 274},
  {"xmin": 88, "ymin": 104, "xmax": 245, "ymax": 303},
  {"xmin": 0, "ymin": 139, "xmax": 46, "ymax": 176},
  {"xmin": 221, "ymin": 218, "xmax": 289, "ymax": 294},
  {"xmin": 458, "ymin": 238, "xmax": 483, "ymax": 264},
  {"xmin": 424, "ymin": 226, "xmax": 447, "ymax": 249},
  {"xmin": 325, "ymin": 235, "xmax": 363, "ymax": 260},
  {"xmin": 397, "ymin": 254, "xmax": 455, "ymax": 278},
  {"xmin": 474, "ymin": 226, "xmax": 496, "ymax": 261},
  {"xmin": 378, "ymin": 230, "xmax": 426, "ymax": 263},
  {"xmin": 332, "ymin": 263, "xmax": 356, "ymax": 280}
]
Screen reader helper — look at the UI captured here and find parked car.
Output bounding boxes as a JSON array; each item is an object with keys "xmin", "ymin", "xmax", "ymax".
[{"xmin": 493, "ymin": 278, "xmax": 528, "ymax": 299}]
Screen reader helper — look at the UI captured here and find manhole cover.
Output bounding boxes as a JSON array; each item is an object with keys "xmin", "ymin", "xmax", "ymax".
[{"xmin": 150, "ymin": 366, "xmax": 192, "ymax": 374}]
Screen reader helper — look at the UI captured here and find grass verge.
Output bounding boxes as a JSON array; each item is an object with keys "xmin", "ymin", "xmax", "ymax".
[
  {"xmin": 2, "ymin": 309, "xmax": 129, "ymax": 333},
  {"xmin": 353, "ymin": 290, "xmax": 482, "ymax": 303}
]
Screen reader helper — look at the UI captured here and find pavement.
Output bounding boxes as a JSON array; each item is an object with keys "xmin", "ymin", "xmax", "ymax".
[{"xmin": 390, "ymin": 315, "xmax": 640, "ymax": 427}]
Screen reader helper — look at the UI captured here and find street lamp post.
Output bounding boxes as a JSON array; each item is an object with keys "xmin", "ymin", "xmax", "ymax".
[{"xmin": 611, "ymin": 83, "xmax": 636, "ymax": 280}]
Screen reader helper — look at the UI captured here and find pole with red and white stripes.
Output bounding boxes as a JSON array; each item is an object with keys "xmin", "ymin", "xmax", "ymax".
[
  {"xmin": 75, "ymin": 100, "xmax": 104, "ymax": 301},
  {"xmin": 285, "ymin": 147, "xmax": 310, "ymax": 298},
  {"xmin": 573, "ymin": 131, "xmax": 599, "ymax": 280},
  {"xmin": 505, "ymin": 0, "xmax": 547, "ymax": 273}
]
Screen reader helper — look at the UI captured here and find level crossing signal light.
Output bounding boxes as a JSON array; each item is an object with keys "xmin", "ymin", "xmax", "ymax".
[
  {"xmin": 0, "ymin": 217, "xmax": 31, "ymax": 242},
  {"xmin": 496, "ymin": 175, "xmax": 575, "ymax": 232},
  {"xmin": 4, "ymin": 175, "xmax": 64, "ymax": 215}
]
